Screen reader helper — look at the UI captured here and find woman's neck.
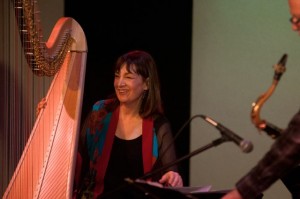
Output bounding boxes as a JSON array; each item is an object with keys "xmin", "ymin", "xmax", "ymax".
[{"xmin": 116, "ymin": 104, "xmax": 143, "ymax": 140}]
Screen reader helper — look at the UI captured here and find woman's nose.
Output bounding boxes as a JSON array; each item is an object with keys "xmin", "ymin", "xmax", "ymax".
[{"xmin": 118, "ymin": 78, "xmax": 125, "ymax": 86}]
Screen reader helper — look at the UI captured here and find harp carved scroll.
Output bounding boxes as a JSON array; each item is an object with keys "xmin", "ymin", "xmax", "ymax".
[{"xmin": 3, "ymin": 0, "xmax": 88, "ymax": 198}]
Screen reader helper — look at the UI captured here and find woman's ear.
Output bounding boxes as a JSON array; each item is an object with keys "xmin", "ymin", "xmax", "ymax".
[{"xmin": 144, "ymin": 77, "xmax": 149, "ymax": 90}]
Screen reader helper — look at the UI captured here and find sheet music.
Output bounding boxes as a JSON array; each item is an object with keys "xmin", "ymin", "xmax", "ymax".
[
  {"xmin": 165, "ymin": 185, "xmax": 212, "ymax": 194},
  {"xmin": 134, "ymin": 179, "xmax": 212, "ymax": 194}
]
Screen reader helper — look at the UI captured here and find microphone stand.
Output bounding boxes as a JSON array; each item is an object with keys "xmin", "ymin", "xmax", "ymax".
[{"xmin": 140, "ymin": 136, "xmax": 228, "ymax": 180}]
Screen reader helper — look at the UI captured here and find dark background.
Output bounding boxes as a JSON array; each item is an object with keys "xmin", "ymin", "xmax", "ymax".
[{"xmin": 65, "ymin": 0, "xmax": 192, "ymax": 185}]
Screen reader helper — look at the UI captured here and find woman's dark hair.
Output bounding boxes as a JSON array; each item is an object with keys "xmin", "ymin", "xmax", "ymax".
[{"xmin": 112, "ymin": 50, "xmax": 163, "ymax": 118}]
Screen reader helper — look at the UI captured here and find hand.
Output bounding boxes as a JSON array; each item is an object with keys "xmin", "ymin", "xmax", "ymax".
[
  {"xmin": 159, "ymin": 171, "xmax": 183, "ymax": 187},
  {"xmin": 221, "ymin": 189, "xmax": 243, "ymax": 199},
  {"xmin": 36, "ymin": 97, "xmax": 47, "ymax": 117}
]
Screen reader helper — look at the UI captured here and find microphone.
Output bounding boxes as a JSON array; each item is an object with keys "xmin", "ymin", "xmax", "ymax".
[{"xmin": 200, "ymin": 115, "xmax": 253, "ymax": 153}]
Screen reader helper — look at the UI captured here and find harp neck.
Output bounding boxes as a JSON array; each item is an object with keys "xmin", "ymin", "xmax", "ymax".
[{"xmin": 14, "ymin": 0, "xmax": 79, "ymax": 76}]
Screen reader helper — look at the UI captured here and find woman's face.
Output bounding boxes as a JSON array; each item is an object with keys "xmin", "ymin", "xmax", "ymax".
[{"xmin": 114, "ymin": 64, "xmax": 148, "ymax": 106}]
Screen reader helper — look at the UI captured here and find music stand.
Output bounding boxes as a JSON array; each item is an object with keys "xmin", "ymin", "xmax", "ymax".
[
  {"xmin": 125, "ymin": 179, "xmax": 264, "ymax": 199},
  {"xmin": 125, "ymin": 178, "xmax": 194, "ymax": 199}
]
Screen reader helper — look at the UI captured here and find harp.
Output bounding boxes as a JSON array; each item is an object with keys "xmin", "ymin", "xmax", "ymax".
[{"xmin": 1, "ymin": 0, "xmax": 87, "ymax": 198}]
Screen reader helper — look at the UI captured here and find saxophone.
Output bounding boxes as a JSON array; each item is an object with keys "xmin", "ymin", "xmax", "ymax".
[{"xmin": 250, "ymin": 54, "xmax": 287, "ymax": 139}]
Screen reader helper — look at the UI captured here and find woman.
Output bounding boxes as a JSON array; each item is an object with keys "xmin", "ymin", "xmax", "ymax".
[{"xmin": 73, "ymin": 50, "xmax": 183, "ymax": 198}]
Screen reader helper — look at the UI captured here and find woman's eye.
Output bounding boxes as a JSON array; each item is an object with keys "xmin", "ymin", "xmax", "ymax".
[{"xmin": 124, "ymin": 74, "xmax": 135, "ymax": 79}]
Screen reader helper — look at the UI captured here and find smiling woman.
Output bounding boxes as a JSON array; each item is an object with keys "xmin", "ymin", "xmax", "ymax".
[{"xmin": 73, "ymin": 50, "xmax": 183, "ymax": 199}]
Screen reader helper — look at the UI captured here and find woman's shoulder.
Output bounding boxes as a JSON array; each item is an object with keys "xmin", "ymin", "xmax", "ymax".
[
  {"xmin": 92, "ymin": 98, "xmax": 117, "ymax": 112},
  {"xmin": 153, "ymin": 114, "xmax": 170, "ymax": 129}
]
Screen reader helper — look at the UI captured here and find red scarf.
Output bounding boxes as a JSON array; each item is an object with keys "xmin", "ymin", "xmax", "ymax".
[{"xmin": 92, "ymin": 106, "xmax": 154, "ymax": 198}]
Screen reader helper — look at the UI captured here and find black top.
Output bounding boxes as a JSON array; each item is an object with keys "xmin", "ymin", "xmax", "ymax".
[
  {"xmin": 77, "ymin": 112, "xmax": 179, "ymax": 199},
  {"xmin": 102, "ymin": 135, "xmax": 143, "ymax": 197}
]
